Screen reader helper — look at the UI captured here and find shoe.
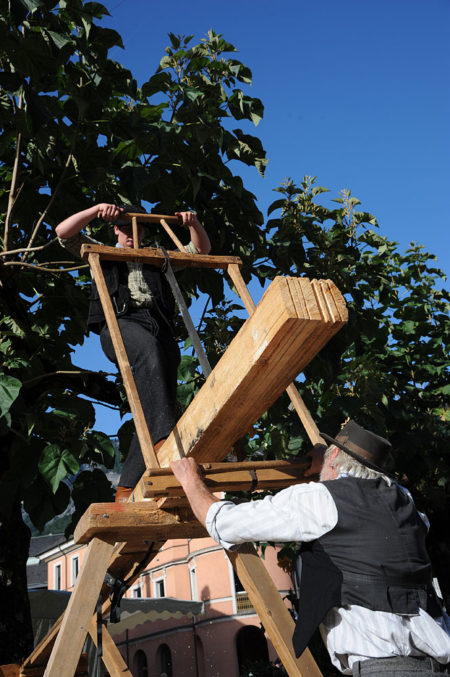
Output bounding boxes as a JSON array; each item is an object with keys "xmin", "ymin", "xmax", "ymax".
[{"xmin": 115, "ymin": 486, "xmax": 133, "ymax": 503}]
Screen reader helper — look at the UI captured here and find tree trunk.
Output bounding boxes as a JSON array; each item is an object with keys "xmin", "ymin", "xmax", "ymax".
[{"xmin": 0, "ymin": 499, "xmax": 33, "ymax": 663}]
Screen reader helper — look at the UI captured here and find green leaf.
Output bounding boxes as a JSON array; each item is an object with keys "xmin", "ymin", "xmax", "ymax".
[
  {"xmin": 38, "ymin": 444, "xmax": 80, "ymax": 493},
  {"xmin": 85, "ymin": 430, "xmax": 115, "ymax": 468},
  {"xmin": 0, "ymin": 374, "xmax": 22, "ymax": 417},
  {"xmin": 46, "ymin": 30, "xmax": 74, "ymax": 49}
]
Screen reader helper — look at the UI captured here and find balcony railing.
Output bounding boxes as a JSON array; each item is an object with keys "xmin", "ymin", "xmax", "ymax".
[{"xmin": 236, "ymin": 592, "xmax": 255, "ymax": 614}]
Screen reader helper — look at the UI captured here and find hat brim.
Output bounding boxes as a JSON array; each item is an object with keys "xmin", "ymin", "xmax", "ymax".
[{"xmin": 320, "ymin": 431, "xmax": 387, "ymax": 475}]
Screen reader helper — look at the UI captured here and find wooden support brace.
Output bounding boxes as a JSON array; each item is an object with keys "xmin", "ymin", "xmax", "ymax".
[
  {"xmin": 131, "ymin": 215, "xmax": 138, "ymax": 249},
  {"xmin": 227, "ymin": 264, "xmax": 324, "ymax": 445},
  {"xmin": 141, "ymin": 459, "xmax": 311, "ymax": 497},
  {"xmin": 88, "ymin": 252, "xmax": 159, "ymax": 470},
  {"xmin": 228, "ymin": 544, "xmax": 322, "ymax": 677},
  {"xmin": 43, "ymin": 539, "xmax": 115, "ymax": 677},
  {"xmin": 74, "ymin": 502, "xmax": 208, "ymax": 544},
  {"xmin": 160, "ymin": 218, "xmax": 186, "ymax": 251},
  {"xmin": 88, "ymin": 619, "xmax": 132, "ymax": 677}
]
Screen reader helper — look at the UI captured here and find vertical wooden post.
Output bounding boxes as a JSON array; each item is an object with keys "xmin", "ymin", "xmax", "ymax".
[
  {"xmin": 227, "ymin": 263, "xmax": 323, "ymax": 445},
  {"xmin": 88, "ymin": 252, "xmax": 159, "ymax": 469},
  {"xmin": 131, "ymin": 216, "xmax": 139, "ymax": 249}
]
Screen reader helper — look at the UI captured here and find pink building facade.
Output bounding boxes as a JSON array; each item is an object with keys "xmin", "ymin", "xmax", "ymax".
[{"xmin": 43, "ymin": 535, "xmax": 297, "ymax": 676}]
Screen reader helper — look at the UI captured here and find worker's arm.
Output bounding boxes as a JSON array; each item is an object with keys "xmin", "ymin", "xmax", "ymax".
[
  {"xmin": 55, "ymin": 203, "xmax": 123, "ymax": 238},
  {"xmin": 176, "ymin": 211, "xmax": 211, "ymax": 254},
  {"xmin": 170, "ymin": 457, "xmax": 220, "ymax": 526}
]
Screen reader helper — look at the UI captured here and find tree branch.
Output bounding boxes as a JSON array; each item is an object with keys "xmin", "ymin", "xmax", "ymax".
[
  {"xmin": 0, "ymin": 238, "xmax": 58, "ymax": 257},
  {"xmin": 24, "ymin": 152, "xmax": 73, "ymax": 257},
  {"xmin": 1, "ymin": 261, "xmax": 89, "ymax": 274},
  {"xmin": 23, "ymin": 369, "xmax": 108, "ymax": 387},
  {"xmin": 4, "ymin": 93, "xmax": 23, "ymax": 252}
]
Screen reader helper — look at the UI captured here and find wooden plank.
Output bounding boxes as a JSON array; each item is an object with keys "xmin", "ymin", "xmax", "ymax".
[
  {"xmin": 43, "ymin": 539, "xmax": 115, "ymax": 677},
  {"xmin": 88, "ymin": 253, "xmax": 159, "ymax": 470},
  {"xmin": 81, "ymin": 244, "xmax": 242, "ymax": 269},
  {"xmin": 121, "ymin": 212, "xmax": 181, "ymax": 225},
  {"xmin": 142, "ymin": 276, "xmax": 346, "ymax": 478},
  {"xmin": 142, "ymin": 459, "xmax": 310, "ymax": 497},
  {"xmin": 74, "ymin": 503, "xmax": 208, "ymax": 544},
  {"xmin": 227, "ymin": 265, "xmax": 324, "ymax": 445},
  {"xmin": 228, "ymin": 544, "xmax": 322, "ymax": 677},
  {"xmin": 227, "ymin": 263, "xmax": 256, "ymax": 312},
  {"xmin": 88, "ymin": 620, "xmax": 132, "ymax": 677}
]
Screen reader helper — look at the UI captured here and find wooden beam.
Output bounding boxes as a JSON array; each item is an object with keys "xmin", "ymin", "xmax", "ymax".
[
  {"xmin": 81, "ymin": 244, "xmax": 242, "ymax": 270},
  {"xmin": 160, "ymin": 218, "xmax": 186, "ymax": 251},
  {"xmin": 228, "ymin": 263, "xmax": 324, "ymax": 445},
  {"xmin": 121, "ymin": 212, "xmax": 181, "ymax": 225},
  {"xmin": 142, "ymin": 276, "xmax": 346, "ymax": 480},
  {"xmin": 141, "ymin": 459, "xmax": 311, "ymax": 498},
  {"xmin": 43, "ymin": 539, "xmax": 115, "ymax": 677},
  {"xmin": 88, "ymin": 252, "xmax": 159, "ymax": 470},
  {"xmin": 228, "ymin": 544, "xmax": 322, "ymax": 677},
  {"xmin": 74, "ymin": 502, "xmax": 207, "ymax": 544},
  {"xmin": 88, "ymin": 619, "xmax": 132, "ymax": 677}
]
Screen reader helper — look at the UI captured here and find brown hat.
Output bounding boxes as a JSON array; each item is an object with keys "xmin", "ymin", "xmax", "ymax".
[{"xmin": 320, "ymin": 420, "xmax": 392, "ymax": 474}]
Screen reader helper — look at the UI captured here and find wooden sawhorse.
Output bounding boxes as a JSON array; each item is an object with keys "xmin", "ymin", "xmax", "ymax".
[{"xmin": 22, "ymin": 213, "xmax": 347, "ymax": 677}]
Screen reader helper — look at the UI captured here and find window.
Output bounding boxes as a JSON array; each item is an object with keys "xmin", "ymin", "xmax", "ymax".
[
  {"xmin": 54, "ymin": 563, "xmax": 62, "ymax": 590},
  {"xmin": 157, "ymin": 644, "xmax": 172, "ymax": 677},
  {"xmin": 131, "ymin": 583, "xmax": 142, "ymax": 598},
  {"xmin": 189, "ymin": 566, "xmax": 198, "ymax": 600},
  {"xmin": 133, "ymin": 649, "xmax": 148, "ymax": 677},
  {"xmin": 70, "ymin": 555, "xmax": 79, "ymax": 586},
  {"xmin": 154, "ymin": 578, "xmax": 165, "ymax": 598}
]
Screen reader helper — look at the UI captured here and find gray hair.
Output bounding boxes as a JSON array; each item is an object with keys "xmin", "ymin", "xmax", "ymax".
[{"xmin": 325, "ymin": 444, "xmax": 392, "ymax": 485}]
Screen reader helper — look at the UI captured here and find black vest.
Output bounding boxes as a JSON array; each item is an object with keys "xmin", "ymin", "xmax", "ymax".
[
  {"xmin": 292, "ymin": 476, "xmax": 442, "ymax": 657},
  {"xmin": 87, "ymin": 260, "xmax": 175, "ymax": 334}
]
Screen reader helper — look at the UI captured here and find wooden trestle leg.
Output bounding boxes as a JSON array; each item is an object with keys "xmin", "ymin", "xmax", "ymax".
[
  {"xmin": 88, "ymin": 252, "xmax": 160, "ymax": 469},
  {"xmin": 43, "ymin": 539, "xmax": 115, "ymax": 677}
]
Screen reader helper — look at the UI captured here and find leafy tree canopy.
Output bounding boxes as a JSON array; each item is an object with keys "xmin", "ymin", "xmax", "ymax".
[{"xmin": 0, "ymin": 0, "xmax": 267, "ymax": 534}]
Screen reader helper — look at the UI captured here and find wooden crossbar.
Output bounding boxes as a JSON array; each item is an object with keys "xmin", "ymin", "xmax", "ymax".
[
  {"xmin": 142, "ymin": 459, "xmax": 312, "ymax": 497},
  {"xmin": 81, "ymin": 243, "xmax": 242, "ymax": 269}
]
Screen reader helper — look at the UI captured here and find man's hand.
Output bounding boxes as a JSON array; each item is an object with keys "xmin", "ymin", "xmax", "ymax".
[
  {"xmin": 170, "ymin": 457, "xmax": 220, "ymax": 526},
  {"xmin": 170, "ymin": 457, "xmax": 204, "ymax": 489},
  {"xmin": 175, "ymin": 211, "xmax": 201, "ymax": 229},
  {"xmin": 303, "ymin": 442, "xmax": 327, "ymax": 478},
  {"xmin": 97, "ymin": 203, "xmax": 123, "ymax": 222},
  {"xmin": 175, "ymin": 211, "xmax": 211, "ymax": 254}
]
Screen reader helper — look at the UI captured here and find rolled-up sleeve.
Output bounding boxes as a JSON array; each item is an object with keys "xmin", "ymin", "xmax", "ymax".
[{"xmin": 205, "ymin": 483, "xmax": 338, "ymax": 551}]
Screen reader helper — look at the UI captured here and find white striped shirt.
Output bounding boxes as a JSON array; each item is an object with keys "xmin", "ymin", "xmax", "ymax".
[{"xmin": 206, "ymin": 480, "xmax": 450, "ymax": 674}]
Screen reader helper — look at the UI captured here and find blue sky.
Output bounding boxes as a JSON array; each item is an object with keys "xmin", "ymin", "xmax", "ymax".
[{"xmin": 75, "ymin": 0, "xmax": 449, "ymax": 435}]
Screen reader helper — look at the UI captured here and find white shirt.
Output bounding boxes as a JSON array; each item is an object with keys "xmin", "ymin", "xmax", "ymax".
[{"xmin": 205, "ymin": 480, "xmax": 450, "ymax": 674}]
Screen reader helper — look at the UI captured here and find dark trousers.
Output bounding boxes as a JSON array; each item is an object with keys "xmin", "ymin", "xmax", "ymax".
[
  {"xmin": 100, "ymin": 309, "xmax": 180, "ymax": 488},
  {"xmin": 352, "ymin": 656, "xmax": 449, "ymax": 676}
]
